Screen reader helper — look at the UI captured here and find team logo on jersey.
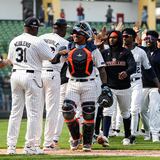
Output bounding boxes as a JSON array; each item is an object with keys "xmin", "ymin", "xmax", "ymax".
[
  {"xmin": 77, "ymin": 53, "xmax": 82, "ymax": 57},
  {"xmin": 112, "ymin": 58, "xmax": 117, "ymax": 65}
]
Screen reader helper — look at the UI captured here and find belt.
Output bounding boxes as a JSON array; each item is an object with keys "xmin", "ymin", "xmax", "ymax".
[
  {"xmin": 70, "ymin": 78, "xmax": 95, "ymax": 82},
  {"xmin": 13, "ymin": 69, "xmax": 34, "ymax": 73},
  {"xmin": 131, "ymin": 77, "xmax": 140, "ymax": 82},
  {"xmin": 46, "ymin": 70, "xmax": 53, "ymax": 72}
]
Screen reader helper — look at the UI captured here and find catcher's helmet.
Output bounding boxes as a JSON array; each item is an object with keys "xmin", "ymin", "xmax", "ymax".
[{"xmin": 73, "ymin": 21, "xmax": 93, "ymax": 39}]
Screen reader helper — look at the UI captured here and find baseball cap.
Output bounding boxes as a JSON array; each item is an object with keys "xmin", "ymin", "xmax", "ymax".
[
  {"xmin": 24, "ymin": 17, "xmax": 42, "ymax": 28},
  {"xmin": 53, "ymin": 19, "xmax": 69, "ymax": 28}
]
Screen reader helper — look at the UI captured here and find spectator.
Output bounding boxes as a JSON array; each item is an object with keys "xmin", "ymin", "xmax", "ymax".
[
  {"xmin": 47, "ymin": 3, "xmax": 54, "ymax": 26},
  {"xmin": 39, "ymin": 5, "xmax": 45, "ymax": 24},
  {"xmin": 105, "ymin": 5, "xmax": 113, "ymax": 23},
  {"xmin": 60, "ymin": 9, "xmax": 65, "ymax": 19},
  {"xmin": 141, "ymin": 6, "xmax": 149, "ymax": 29},
  {"xmin": 76, "ymin": 3, "xmax": 84, "ymax": 21},
  {"xmin": 23, "ymin": 7, "xmax": 33, "ymax": 20}
]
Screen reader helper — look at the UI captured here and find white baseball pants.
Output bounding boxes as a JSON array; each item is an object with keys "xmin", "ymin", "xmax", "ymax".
[
  {"xmin": 141, "ymin": 88, "xmax": 160, "ymax": 135},
  {"xmin": 7, "ymin": 70, "xmax": 42, "ymax": 147}
]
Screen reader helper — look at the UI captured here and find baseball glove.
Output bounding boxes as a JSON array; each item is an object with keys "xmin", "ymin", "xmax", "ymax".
[{"xmin": 97, "ymin": 85, "xmax": 113, "ymax": 108}]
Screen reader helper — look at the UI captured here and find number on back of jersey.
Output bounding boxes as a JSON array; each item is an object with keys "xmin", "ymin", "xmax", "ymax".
[
  {"xmin": 68, "ymin": 48, "xmax": 93, "ymax": 77},
  {"xmin": 16, "ymin": 47, "xmax": 27, "ymax": 62}
]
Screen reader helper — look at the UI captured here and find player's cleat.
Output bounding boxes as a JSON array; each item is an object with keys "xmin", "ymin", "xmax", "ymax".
[
  {"xmin": 70, "ymin": 139, "xmax": 81, "ymax": 151},
  {"xmin": 43, "ymin": 143, "xmax": 56, "ymax": 151},
  {"xmin": 129, "ymin": 135, "xmax": 136, "ymax": 144},
  {"xmin": 7, "ymin": 146, "xmax": 16, "ymax": 155},
  {"xmin": 23, "ymin": 146, "xmax": 43, "ymax": 155},
  {"xmin": 122, "ymin": 138, "xmax": 131, "ymax": 145},
  {"xmin": 83, "ymin": 144, "xmax": 91, "ymax": 152},
  {"xmin": 144, "ymin": 132, "xmax": 151, "ymax": 141},
  {"xmin": 53, "ymin": 140, "xmax": 60, "ymax": 150},
  {"xmin": 152, "ymin": 135, "xmax": 160, "ymax": 143},
  {"xmin": 97, "ymin": 135, "xmax": 109, "ymax": 147},
  {"xmin": 109, "ymin": 129, "xmax": 121, "ymax": 137},
  {"xmin": 92, "ymin": 134, "xmax": 98, "ymax": 144},
  {"xmin": 35, "ymin": 146, "xmax": 44, "ymax": 154}
]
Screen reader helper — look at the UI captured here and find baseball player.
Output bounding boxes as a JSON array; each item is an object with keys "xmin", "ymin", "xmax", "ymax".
[
  {"xmin": 62, "ymin": 21, "xmax": 108, "ymax": 152},
  {"xmin": 0, "ymin": 17, "xmax": 67, "ymax": 155},
  {"xmin": 122, "ymin": 28, "xmax": 156, "ymax": 142},
  {"xmin": 141, "ymin": 30, "xmax": 160, "ymax": 142},
  {"xmin": 37, "ymin": 19, "xmax": 69, "ymax": 151},
  {"xmin": 97, "ymin": 30, "xmax": 136, "ymax": 146}
]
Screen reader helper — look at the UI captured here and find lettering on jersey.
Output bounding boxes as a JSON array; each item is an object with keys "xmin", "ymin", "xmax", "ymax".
[
  {"xmin": 14, "ymin": 41, "xmax": 31, "ymax": 48},
  {"xmin": 44, "ymin": 39, "xmax": 60, "ymax": 47},
  {"xmin": 106, "ymin": 60, "xmax": 126, "ymax": 66}
]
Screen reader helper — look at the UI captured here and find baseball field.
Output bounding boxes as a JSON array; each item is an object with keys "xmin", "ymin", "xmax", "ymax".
[{"xmin": 0, "ymin": 119, "xmax": 160, "ymax": 160}]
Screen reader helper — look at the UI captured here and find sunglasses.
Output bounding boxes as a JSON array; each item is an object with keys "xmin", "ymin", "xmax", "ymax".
[
  {"xmin": 144, "ymin": 36, "xmax": 157, "ymax": 41},
  {"xmin": 122, "ymin": 34, "xmax": 132, "ymax": 38}
]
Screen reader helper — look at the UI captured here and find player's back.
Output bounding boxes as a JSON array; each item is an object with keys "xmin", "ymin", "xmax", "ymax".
[
  {"xmin": 40, "ymin": 33, "xmax": 69, "ymax": 71},
  {"xmin": 130, "ymin": 46, "xmax": 151, "ymax": 79},
  {"xmin": 8, "ymin": 33, "xmax": 53, "ymax": 71}
]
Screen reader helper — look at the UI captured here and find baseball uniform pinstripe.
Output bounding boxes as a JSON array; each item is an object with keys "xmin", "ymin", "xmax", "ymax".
[
  {"xmin": 140, "ymin": 33, "xmax": 160, "ymax": 142},
  {"xmin": 7, "ymin": 33, "xmax": 55, "ymax": 148},
  {"xmin": 37, "ymin": 33, "xmax": 69, "ymax": 147},
  {"xmin": 130, "ymin": 46, "xmax": 151, "ymax": 136},
  {"xmin": 101, "ymin": 31, "xmax": 136, "ymax": 146},
  {"xmin": 65, "ymin": 48, "xmax": 105, "ymax": 104}
]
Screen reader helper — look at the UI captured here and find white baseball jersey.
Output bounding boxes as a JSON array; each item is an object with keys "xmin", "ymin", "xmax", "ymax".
[
  {"xmin": 66, "ymin": 47, "xmax": 105, "ymax": 79},
  {"xmin": 36, "ymin": 33, "xmax": 69, "ymax": 147},
  {"xmin": 130, "ymin": 46, "xmax": 151, "ymax": 80},
  {"xmin": 7, "ymin": 32, "xmax": 55, "ymax": 148},
  {"xmin": 39, "ymin": 33, "xmax": 69, "ymax": 72},
  {"xmin": 8, "ymin": 33, "xmax": 54, "ymax": 71},
  {"xmin": 130, "ymin": 46, "xmax": 151, "ymax": 136}
]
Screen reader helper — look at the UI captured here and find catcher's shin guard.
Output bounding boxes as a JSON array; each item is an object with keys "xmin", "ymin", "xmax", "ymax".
[
  {"xmin": 82, "ymin": 101, "xmax": 95, "ymax": 145},
  {"xmin": 83, "ymin": 122, "xmax": 94, "ymax": 145},
  {"xmin": 67, "ymin": 119, "xmax": 80, "ymax": 140},
  {"xmin": 62, "ymin": 99, "xmax": 80, "ymax": 140}
]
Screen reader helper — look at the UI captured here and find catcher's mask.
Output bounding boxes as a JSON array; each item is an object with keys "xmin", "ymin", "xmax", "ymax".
[{"xmin": 72, "ymin": 21, "xmax": 93, "ymax": 39}]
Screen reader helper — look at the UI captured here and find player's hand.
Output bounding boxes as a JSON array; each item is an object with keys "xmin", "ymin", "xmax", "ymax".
[
  {"xmin": 118, "ymin": 71, "xmax": 128, "ymax": 80},
  {"xmin": 133, "ymin": 22, "xmax": 141, "ymax": 33},
  {"xmin": 94, "ymin": 33, "xmax": 104, "ymax": 46},
  {"xmin": 58, "ymin": 49, "xmax": 68, "ymax": 55},
  {"xmin": 94, "ymin": 26, "xmax": 107, "ymax": 46},
  {"xmin": 115, "ymin": 22, "xmax": 124, "ymax": 32}
]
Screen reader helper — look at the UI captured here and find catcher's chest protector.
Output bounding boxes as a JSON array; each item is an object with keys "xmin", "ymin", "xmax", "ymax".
[{"xmin": 68, "ymin": 48, "xmax": 93, "ymax": 77}]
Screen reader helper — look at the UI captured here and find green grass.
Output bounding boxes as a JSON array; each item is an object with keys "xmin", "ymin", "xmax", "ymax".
[
  {"xmin": 0, "ymin": 119, "xmax": 160, "ymax": 159},
  {"xmin": 0, "ymin": 155, "xmax": 159, "ymax": 160},
  {"xmin": 0, "ymin": 119, "xmax": 160, "ymax": 150}
]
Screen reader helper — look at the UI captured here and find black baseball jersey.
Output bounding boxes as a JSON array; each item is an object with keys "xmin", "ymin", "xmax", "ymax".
[
  {"xmin": 102, "ymin": 47, "xmax": 136, "ymax": 89},
  {"xmin": 141, "ymin": 47, "xmax": 160, "ymax": 88}
]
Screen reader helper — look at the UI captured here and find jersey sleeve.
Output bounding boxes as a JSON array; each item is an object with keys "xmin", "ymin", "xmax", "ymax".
[
  {"xmin": 7, "ymin": 40, "xmax": 15, "ymax": 62},
  {"xmin": 37, "ymin": 39, "xmax": 55, "ymax": 60},
  {"xmin": 92, "ymin": 48, "xmax": 106, "ymax": 68},
  {"xmin": 141, "ymin": 49, "xmax": 151, "ymax": 70}
]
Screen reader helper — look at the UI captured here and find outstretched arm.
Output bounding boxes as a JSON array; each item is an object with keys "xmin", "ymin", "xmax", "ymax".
[{"xmin": 0, "ymin": 58, "xmax": 12, "ymax": 68}]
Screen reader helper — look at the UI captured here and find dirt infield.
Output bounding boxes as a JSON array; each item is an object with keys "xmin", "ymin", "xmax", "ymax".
[{"xmin": 0, "ymin": 149, "xmax": 160, "ymax": 157}]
